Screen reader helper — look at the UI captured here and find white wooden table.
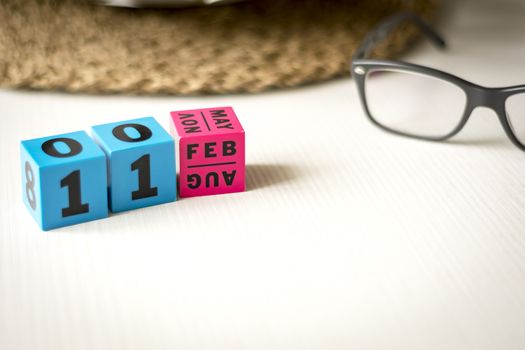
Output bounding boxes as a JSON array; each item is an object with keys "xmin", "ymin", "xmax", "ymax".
[{"xmin": 1, "ymin": 0, "xmax": 525, "ymax": 349}]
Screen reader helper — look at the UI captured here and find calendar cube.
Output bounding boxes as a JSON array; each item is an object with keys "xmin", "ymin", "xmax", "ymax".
[
  {"xmin": 20, "ymin": 131, "xmax": 108, "ymax": 230},
  {"xmin": 91, "ymin": 117, "xmax": 176, "ymax": 212},
  {"xmin": 170, "ymin": 107, "xmax": 245, "ymax": 198}
]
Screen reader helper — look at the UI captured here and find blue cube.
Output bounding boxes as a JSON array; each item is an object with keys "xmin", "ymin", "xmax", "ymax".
[
  {"xmin": 91, "ymin": 117, "xmax": 176, "ymax": 212},
  {"xmin": 20, "ymin": 131, "xmax": 109, "ymax": 230}
]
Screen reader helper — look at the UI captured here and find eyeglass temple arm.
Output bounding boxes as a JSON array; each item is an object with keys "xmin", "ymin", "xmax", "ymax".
[{"xmin": 352, "ymin": 11, "xmax": 446, "ymax": 61}]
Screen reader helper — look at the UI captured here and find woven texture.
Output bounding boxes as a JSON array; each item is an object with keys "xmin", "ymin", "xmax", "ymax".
[{"xmin": 0, "ymin": 0, "xmax": 438, "ymax": 95}]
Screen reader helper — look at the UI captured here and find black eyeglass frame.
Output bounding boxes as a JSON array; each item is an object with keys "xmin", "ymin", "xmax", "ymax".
[{"xmin": 350, "ymin": 12, "xmax": 525, "ymax": 151}]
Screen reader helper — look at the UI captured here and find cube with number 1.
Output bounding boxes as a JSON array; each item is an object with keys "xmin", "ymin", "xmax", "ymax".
[
  {"xmin": 91, "ymin": 117, "xmax": 177, "ymax": 213},
  {"xmin": 20, "ymin": 131, "xmax": 108, "ymax": 230}
]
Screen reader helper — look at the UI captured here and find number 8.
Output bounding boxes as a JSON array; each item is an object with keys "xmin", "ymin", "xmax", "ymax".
[{"xmin": 25, "ymin": 161, "xmax": 37, "ymax": 210}]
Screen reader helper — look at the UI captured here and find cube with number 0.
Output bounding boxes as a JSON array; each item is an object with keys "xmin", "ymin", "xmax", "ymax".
[
  {"xmin": 20, "ymin": 131, "xmax": 109, "ymax": 230},
  {"xmin": 91, "ymin": 117, "xmax": 176, "ymax": 212}
]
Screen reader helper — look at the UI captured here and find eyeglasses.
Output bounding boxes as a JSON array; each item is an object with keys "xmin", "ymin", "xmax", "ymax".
[{"xmin": 351, "ymin": 12, "xmax": 525, "ymax": 151}]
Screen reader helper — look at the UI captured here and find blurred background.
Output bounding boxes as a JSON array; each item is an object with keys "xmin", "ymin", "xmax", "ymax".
[{"xmin": 0, "ymin": 0, "xmax": 439, "ymax": 95}]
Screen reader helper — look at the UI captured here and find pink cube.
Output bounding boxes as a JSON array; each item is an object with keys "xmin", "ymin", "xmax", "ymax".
[{"xmin": 170, "ymin": 107, "xmax": 245, "ymax": 198}]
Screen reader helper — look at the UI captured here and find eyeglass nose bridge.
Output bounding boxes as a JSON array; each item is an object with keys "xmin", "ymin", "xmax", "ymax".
[{"xmin": 467, "ymin": 85, "xmax": 505, "ymax": 110}]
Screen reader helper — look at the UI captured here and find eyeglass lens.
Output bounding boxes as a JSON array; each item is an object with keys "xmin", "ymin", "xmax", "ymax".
[
  {"xmin": 505, "ymin": 93, "xmax": 525, "ymax": 146},
  {"xmin": 364, "ymin": 69, "xmax": 467, "ymax": 138}
]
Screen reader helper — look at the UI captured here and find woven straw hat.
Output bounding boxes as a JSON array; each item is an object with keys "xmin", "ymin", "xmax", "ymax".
[{"xmin": 0, "ymin": 0, "xmax": 438, "ymax": 95}]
